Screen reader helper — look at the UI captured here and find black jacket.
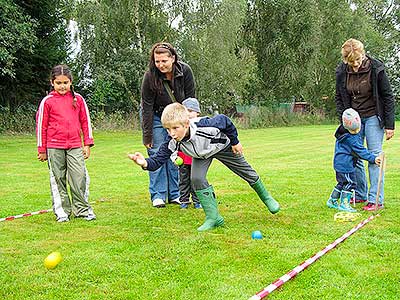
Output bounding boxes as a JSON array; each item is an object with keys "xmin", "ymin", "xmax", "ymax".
[
  {"xmin": 335, "ymin": 56, "xmax": 395, "ymax": 130},
  {"xmin": 141, "ymin": 61, "xmax": 196, "ymax": 145}
]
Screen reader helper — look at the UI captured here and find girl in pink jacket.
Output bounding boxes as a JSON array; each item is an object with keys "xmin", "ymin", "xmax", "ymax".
[{"xmin": 36, "ymin": 64, "xmax": 96, "ymax": 222}]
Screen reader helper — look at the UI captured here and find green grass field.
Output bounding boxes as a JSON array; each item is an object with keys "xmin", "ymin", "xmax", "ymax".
[{"xmin": 1, "ymin": 125, "xmax": 399, "ymax": 300}]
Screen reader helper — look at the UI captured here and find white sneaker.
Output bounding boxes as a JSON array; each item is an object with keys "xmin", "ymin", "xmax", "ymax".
[
  {"xmin": 84, "ymin": 214, "xmax": 96, "ymax": 221},
  {"xmin": 152, "ymin": 198, "xmax": 166, "ymax": 208},
  {"xmin": 169, "ymin": 198, "xmax": 181, "ymax": 205}
]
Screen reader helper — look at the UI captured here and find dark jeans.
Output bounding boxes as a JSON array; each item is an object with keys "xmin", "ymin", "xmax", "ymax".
[
  {"xmin": 335, "ymin": 171, "xmax": 356, "ymax": 192},
  {"xmin": 179, "ymin": 164, "xmax": 199, "ymax": 204}
]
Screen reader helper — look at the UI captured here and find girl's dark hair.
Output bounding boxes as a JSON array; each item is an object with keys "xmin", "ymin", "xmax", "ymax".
[
  {"xmin": 50, "ymin": 64, "xmax": 77, "ymax": 108},
  {"xmin": 148, "ymin": 42, "xmax": 178, "ymax": 93}
]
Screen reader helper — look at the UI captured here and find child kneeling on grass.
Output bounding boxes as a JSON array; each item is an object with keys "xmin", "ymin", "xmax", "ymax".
[
  {"xmin": 128, "ymin": 102, "xmax": 280, "ymax": 231},
  {"xmin": 327, "ymin": 108, "xmax": 381, "ymax": 212}
]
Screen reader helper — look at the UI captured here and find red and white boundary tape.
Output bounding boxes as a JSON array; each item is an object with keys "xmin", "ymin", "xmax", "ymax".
[
  {"xmin": 0, "ymin": 209, "xmax": 52, "ymax": 222},
  {"xmin": 249, "ymin": 214, "xmax": 379, "ymax": 300}
]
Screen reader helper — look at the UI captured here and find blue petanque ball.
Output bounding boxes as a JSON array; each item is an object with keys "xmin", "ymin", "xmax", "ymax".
[{"xmin": 251, "ymin": 230, "xmax": 263, "ymax": 240}]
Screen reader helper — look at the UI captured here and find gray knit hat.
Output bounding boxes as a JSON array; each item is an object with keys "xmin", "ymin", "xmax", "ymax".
[
  {"xmin": 182, "ymin": 97, "xmax": 201, "ymax": 113},
  {"xmin": 342, "ymin": 108, "xmax": 361, "ymax": 131}
]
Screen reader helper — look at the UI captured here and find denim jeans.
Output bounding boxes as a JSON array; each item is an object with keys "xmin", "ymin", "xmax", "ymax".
[
  {"xmin": 146, "ymin": 114, "xmax": 180, "ymax": 202},
  {"xmin": 355, "ymin": 115, "xmax": 384, "ymax": 204}
]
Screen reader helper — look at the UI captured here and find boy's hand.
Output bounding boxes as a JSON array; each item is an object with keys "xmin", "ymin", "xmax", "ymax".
[
  {"xmin": 128, "ymin": 152, "xmax": 148, "ymax": 168},
  {"xmin": 232, "ymin": 143, "xmax": 243, "ymax": 155},
  {"xmin": 38, "ymin": 153, "xmax": 47, "ymax": 162},
  {"xmin": 375, "ymin": 156, "xmax": 381, "ymax": 166},
  {"xmin": 83, "ymin": 145, "xmax": 91, "ymax": 159}
]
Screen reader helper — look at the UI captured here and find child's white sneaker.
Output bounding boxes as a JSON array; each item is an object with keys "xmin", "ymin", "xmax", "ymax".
[
  {"xmin": 84, "ymin": 214, "xmax": 96, "ymax": 221},
  {"xmin": 57, "ymin": 216, "xmax": 69, "ymax": 223},
  {"xmin": 169, "ymin": 198, "xmax": 181, "ymax": 205}
]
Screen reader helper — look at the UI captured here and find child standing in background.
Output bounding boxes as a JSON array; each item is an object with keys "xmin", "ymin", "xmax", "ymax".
[
  {"xmin": 178, "ymin": 98, "xmax": 202, "ymax": 209},
  {"xmin": 36, "ymin": 64, "xmax": 96, "ymax": 222},
  {"xmin": 327, "ymin": 108, "xmax": 381, "ymax": 212}
]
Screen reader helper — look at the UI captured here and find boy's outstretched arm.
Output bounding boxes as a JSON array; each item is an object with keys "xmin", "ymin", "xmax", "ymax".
[
  {"xmin": 128, "ymin": 140, "xmax": 173, "ymax": 171},
  {"xmin": 128, "ymin": 152, "xmax": 148, "ymax": 169}
]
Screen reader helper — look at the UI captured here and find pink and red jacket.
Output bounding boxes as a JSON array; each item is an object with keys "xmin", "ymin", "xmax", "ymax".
[{"xmin": 36, "ymin": 91, "xmax": 94, "ymax": 153}]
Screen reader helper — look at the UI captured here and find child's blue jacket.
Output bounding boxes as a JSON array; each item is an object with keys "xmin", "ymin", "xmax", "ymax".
[
  {"xmin": 333, "ymin": 125, "xmax": 377, "ymax": 173},
  {"xmin": 145, "ymin": 114, "xmax": 239, "ymax": 171}
]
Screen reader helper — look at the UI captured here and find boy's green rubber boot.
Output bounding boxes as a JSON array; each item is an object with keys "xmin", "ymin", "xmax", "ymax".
[
  {"xmin": 327, "ymin": 188, "xmax": 340, "ymax": 209},
  {"xmin": 251, "ymin": 178, "xmax": 280, "ymax": 214},
  {"xmin": 338, "ymin": 190, "xmax": 356, "ymax": 213},
  {"xmin": 195, "ymin": 186, "xmax": 224, "ymax": 231}
]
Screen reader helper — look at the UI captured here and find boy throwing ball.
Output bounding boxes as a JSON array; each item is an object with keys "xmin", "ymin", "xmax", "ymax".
[{"xmin": 129, "ymin": 103, "xmax": 280, "ymax": 231}]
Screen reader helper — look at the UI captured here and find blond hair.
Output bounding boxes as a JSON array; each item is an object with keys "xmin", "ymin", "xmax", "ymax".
[
  {"xmin": 341, "ymin": 38, "xmax": 365, "ymax": 64},
  {"xmin": 161, "ymin": 103, "xmax": 189, "ymax": 128}
]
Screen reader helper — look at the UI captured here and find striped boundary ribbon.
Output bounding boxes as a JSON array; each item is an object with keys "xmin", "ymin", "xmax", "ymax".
[
  {"xmin": 0, "ymin": 201, "xmax": 100, "ymax": 223},
  {"xmin": 248, "ymin": 214, "xmax": 379, "ymax": 300},
  {"xmin": 0, "ymin": 209, "xmax": 52, "ymax": 222}
]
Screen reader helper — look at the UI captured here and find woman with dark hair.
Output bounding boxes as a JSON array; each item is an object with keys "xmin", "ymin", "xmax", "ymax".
[{"xmin": 140, "ymin": 42, "xmax": 196, "ymax": 208}]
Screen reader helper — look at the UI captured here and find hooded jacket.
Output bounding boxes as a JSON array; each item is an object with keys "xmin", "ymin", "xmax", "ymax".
[
  {"xmin": 141, "ymin": 61, "xmax": 196, "ymax": 145},
  {"xmin": 145, "ymin": 115, "xmax": 239, "ymax": 171},
  {"xmin": 335, "ymin": 55, "xmax": 395, "ymax": 130},
  {"xmin": 333, "ymin": 125, "xmax": 376, "ymax": 173},
  {"xmin": 36, "ymin": 91, "xmax": 94, "ymax": 153}
]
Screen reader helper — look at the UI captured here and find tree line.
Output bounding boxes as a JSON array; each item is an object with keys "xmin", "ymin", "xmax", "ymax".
[{"xmin": 1, "ymin": 0, "xmax": 399, "ymax": 127}]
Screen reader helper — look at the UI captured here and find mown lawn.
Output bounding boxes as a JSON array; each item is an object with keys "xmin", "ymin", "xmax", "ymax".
[{"xmin": 0, "ymin": 124, "xmax": 399, "ymax": 300}]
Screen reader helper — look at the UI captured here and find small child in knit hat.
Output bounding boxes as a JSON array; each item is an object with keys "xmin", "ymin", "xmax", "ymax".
[
  {"xmin": 182, "ymin": 98, "xmax": 201, "ymax": 115},
  {"xmin": 326, "ymin": 108, "xmax": 381, "ymax": 212},
  {"xmin": 177, "ymin": 97, "xmax": 202, "ymax": 209},
  {"xmin": 342, "ymin": 108, "xmax": 361, "ymax": 133}
]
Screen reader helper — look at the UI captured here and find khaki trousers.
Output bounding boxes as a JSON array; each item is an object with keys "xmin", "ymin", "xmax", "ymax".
[{"xmin": 47, "ymin": 148, "xmax": 95, "ymax": 220}]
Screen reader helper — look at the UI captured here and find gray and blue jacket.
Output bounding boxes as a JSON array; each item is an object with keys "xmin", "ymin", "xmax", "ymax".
[
  {"xmin": 333, "ymin": 125, "xmax": 377, "ymax": 173},
  {"xmin": 145, "ymin": 115, "xmax": 239, "ymax": 171}
]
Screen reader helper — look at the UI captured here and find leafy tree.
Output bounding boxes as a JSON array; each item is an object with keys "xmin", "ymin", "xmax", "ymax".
[
  {"xmin": 0, "ymin": 0, "xmax": 36, "ymax": 107},
  {"xmin": 242, "ymin": 0, "xmax": 387, "ymax": 115},
  {"xmin": 0, "ymin": 0, "xmax": 36, "ymax": 78},
  {"xmin": 177, "ymin": 0, "xmax": 253, "ymax": 114},
  {"xmin": 73, "ymin": 0, "xmax": 173, "ymax": 113},
  {"xmin": 351, "ymin": 0, "xmax": 400, "ymax": 98},
  {"xmin": 0, "ymin": 0, "xmax": 69, "ymax": 110},
  {"xmin": 243, "ymin": 0, "xmax": 323, "ymax": 106},
  {"xmin": 310, "ymin": 0, "xmax": 380, "ymax": 114}
]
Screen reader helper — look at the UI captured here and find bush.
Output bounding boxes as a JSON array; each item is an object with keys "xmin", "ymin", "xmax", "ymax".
[
  {"xmin": 90, "ymin": 111, "xmax": 140, "ymax": 131},
  {"xmin": 0, "ymin": 106, "xmax": 140, "ymax": 134},
  {"xmin": 0, "ymin": 104, "xmax": 36, "ymax": 134},
  {"xmin": 233, "ymin": 106, "xmax": 335, "ymax": 129}
]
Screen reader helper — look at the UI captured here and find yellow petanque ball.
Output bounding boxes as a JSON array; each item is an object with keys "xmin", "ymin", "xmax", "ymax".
[{"xmin": 44, "ymin": 251, "xmax": 62, "ymax": 269}]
